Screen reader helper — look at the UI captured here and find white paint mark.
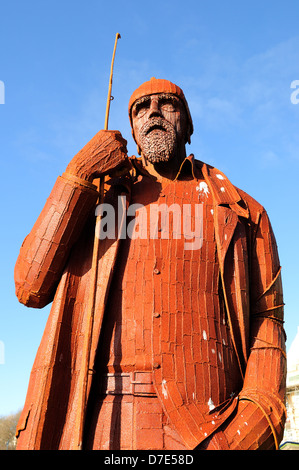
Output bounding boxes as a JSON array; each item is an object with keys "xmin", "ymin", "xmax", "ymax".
[
  {"xmin": 210, "ymin": 209, "xmax": 214, "ymax": 215},
  {"xmin": 220, "ymin": 187, "xmax": 225, "ymax": 192},
  {"xmin": 212, "ymin": 420, "xmax": 215, "ymax": 425},
  {"xmin": 218, "ymin": 352, "xmax": 222, "ymax": 362},
  {"xmin": 216, "ymin": 174, "xmax": 225, "ymax": 180},
  {"xmin": 203, "ymin": 330, "xmax": 207, "ymax": 340},
  {"xmin": 197, "ymin": 181, "xmax": 209, "ymax": 195},
  {"xmin": 211, "ymin": 348, "xmax": 215, "ymax": 354},
  {"xmin": 208, "ymin": 398, "xmax": 215, "ymax": 411},
  {"xmin": 162, "ymin": 379, "xmax": 168, "ymax": 399}
]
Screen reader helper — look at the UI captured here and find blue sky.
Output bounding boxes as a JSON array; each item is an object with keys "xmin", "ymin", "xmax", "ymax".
[{"xmin": 1, "ymin": 0, "xmax": 299, "ymax": 416}]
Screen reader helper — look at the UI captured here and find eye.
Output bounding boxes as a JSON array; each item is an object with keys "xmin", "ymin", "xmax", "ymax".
[
  {"xmin": 159, "ymin": 97, "xmax": 178, "ymax": 112},
  {"xmin": 133, "ymin": 99, "xmax": 150, "ymax": 118}
]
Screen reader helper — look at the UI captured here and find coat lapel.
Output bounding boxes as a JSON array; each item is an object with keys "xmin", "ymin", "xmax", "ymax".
[
  {"xmin": 201, "ymin": 162, "xmax": 250, "ymax": 379},
  {"xmin": 201, "ymin": 162, "xmax": 249, "ymax": 272},
  {"xmin": 213, "ymin": 205, "xmax": 239, "ymax": 272}
]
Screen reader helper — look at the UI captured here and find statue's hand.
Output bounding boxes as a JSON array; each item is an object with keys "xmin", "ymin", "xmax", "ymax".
[{"xmin": 65, "ymin": 130, "xmax": 131, "ymax": 182}]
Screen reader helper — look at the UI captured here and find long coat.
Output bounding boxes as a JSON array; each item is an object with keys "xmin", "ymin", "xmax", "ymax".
[{"xmin": 14, "ymin": 157, "xmax": 286, "ymax": 450}]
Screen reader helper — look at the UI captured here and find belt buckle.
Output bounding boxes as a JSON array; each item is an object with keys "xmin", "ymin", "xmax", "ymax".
[
  {"xmin": 131, "ymin": 371, "xmax": 156, "ymax": 396},
  {"xmin": 103, "ymin": 372, "xmax": 132, "ymax": 395},
  {"xmin": 102, "ymin": 371, "xmax": 156, "ymax": 396}
]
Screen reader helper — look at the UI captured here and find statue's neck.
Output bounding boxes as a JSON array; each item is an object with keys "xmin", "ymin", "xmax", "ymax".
[{"xmin": 142, "ymin": 144, "xmax": 187, "ymax": 182}]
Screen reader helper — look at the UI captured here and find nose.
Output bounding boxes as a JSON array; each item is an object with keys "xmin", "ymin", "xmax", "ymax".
[{"xmin": 148, "ymin": 97, "xmax": 162, "ymax": 118}]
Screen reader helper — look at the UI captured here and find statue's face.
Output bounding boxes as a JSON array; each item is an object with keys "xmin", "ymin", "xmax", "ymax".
[{"xmin": 131, "ymin": 93, "xmax": 187, "ymax": 163}]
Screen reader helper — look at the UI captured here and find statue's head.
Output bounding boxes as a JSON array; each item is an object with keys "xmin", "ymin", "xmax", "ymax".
[{"xmin": 128, "ymin": 78, "xmax": 193, "ymax": 164}]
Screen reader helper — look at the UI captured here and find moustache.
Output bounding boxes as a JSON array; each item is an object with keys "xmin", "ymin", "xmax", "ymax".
[{"xmin": 140, "ymin": 117, "xmax": 175, "ymax": 137}]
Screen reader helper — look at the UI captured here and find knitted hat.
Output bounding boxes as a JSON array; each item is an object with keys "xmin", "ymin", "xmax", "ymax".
[{"xmin": 128, "ymin": 77, "xmax": 193, "ymax": 144}]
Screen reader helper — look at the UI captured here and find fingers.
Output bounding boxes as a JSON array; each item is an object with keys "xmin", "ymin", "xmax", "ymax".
[{"xmin": 65, "ymin": 130, "xmax": 129, "ymax": 182}]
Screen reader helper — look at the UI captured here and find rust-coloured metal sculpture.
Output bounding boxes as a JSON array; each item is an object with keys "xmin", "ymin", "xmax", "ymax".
[{"xmin": 14, "ymin": 77, "xmax": 286, "ymax": 450}]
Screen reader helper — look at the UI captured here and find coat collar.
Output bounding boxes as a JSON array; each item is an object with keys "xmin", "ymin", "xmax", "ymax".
[
  {"xmin": 194, "ymin": 157, "xmax": 249, "ymax": 219},
  {"xmin": 130, "ymin": 154, "xmax": 249, "ymax": 219},
  {"xmin": 163, "ymin": 153, "xmax": 249, "ymax": 219}
]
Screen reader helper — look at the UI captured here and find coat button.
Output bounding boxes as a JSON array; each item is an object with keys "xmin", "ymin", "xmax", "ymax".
[
  {"xmin": 153, "ymin": 268, "xmax": 160, "ymax": 275},
  {"xmin": 153, "ymin": 362, "xmax": 160, "ymax": 369},
  {"xmin": 153, "ymin": 312, "xmax": 160, "ymax": 318}
]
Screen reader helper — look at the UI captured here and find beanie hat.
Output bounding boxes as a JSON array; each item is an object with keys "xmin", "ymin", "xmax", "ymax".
[{"xmin": 128, "ymin": 77, "xmax": 193, "ymax": 144}]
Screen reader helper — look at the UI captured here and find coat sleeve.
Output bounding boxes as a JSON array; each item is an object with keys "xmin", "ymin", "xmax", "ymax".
[
  {"xmin": 14, "ymin": 129, "xmax": 129, "ymax": 309},
  {"xmin": 224, "ymin": 209, "xmax": 287, "ymax": 449},
  {"xmin": 14, "ymin": 173, "xmax": 99, "ymax": 308}
]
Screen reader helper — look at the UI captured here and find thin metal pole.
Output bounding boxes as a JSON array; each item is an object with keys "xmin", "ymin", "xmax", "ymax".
[
  {"xmin": 104, "ymin": 33, "xmax": 121, "ymax": 130},
  {"xmin": 72, "ymin": 33, "xmax": 121, "ymax": 450}
]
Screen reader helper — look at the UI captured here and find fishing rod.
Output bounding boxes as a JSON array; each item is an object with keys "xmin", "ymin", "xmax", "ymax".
[{"xmin": 73, "ymin": 32, "xmax": 121, "ymax": 450}]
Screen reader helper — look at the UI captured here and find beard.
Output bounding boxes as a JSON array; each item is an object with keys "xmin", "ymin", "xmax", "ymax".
[{"xmin": 138, "ymin": 117, "xmax": 177, "ymax": 163}]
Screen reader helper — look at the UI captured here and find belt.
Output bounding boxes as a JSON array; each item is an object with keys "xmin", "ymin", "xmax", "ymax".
[{"xmin": 100, "ymin": 371, "xmax": 157, "ymax": 397}]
